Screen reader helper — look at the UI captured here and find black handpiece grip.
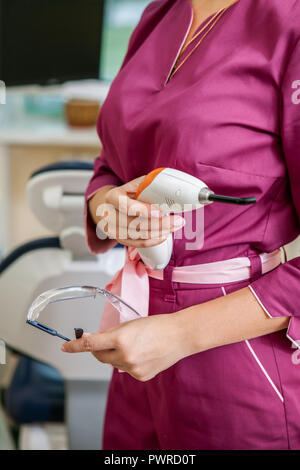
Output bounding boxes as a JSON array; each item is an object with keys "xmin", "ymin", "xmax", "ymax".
[
  {"xmin": 74, "ymin": 328, "xmax": 84, "ymax": 339},
  {"xmin": 208, "ymin": 194, "xmax": 256, "ymax": 205}
]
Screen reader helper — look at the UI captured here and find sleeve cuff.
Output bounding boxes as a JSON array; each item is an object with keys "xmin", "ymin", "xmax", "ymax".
[
  {"xmin": 84, "ymin": 175, "xmax": 120, "ymax": 255},
  {"xmin": 86, "ymin": 173, "xmax": 122, "ymax": 200}
]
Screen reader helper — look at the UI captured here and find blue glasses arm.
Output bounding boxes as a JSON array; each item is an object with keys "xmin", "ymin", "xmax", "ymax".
[{"xmin": 27, "ymin": 320, "xmax": 71, "ymax": 342}]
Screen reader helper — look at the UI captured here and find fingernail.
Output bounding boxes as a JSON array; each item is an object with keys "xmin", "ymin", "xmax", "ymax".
[
  {"xmin": 172, "ymin": 217, "xmax": 185, "ymax": 227},
  {"xmin": 61, "ymin": 345, "xmax": 66, "ymax": 352}
]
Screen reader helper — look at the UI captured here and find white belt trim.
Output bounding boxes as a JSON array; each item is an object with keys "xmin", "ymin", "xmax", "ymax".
[{"xmin": 148, "ymin": 249, "xmax": 282, "ymax": 284}]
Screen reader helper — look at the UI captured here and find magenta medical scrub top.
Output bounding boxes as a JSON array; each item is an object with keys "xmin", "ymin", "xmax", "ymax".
[{"xmin": 85, "ymin": 0, "xmax": 300, "ymax": 449}]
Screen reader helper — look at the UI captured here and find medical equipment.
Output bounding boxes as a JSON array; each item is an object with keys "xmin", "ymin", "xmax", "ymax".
[
  {"xmin": 26, "ymin": 285, "xmax": 141, "ymax": 340},
  {"xmin": 135, "ymin": 168, "xmax": 256, "ymax": 270}
]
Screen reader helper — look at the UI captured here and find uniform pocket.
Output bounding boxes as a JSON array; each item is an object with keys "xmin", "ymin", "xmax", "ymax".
[{"xmin": 222, "ymin": 285, "xmax": 285, "ymax": 404}]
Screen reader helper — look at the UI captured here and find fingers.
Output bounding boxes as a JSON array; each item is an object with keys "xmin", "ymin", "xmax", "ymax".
[
  {"xmin": 61, "ymin": 332, "xmax": 116, "ymax": 354},
  {"xmin": 98, "ymin": 209, "xmax": 185, "ymax": 242},
  {"xmin": 106, "ymin": 177, "xmax": 169, "ymax": 220},
  {"xmin": 61, "ymin": 333, "xmax": 129, "ymax": 372},
  {"xmin": 92, "ymin": 350, "xmax": 122, "ymax": 366},
  {"xmin": 61, "ymin": 325, "xmax": 155, "ymax": 380},
  {"xmin": 116, "ymin": 236, "xmax": 167, "ymax": 249},
  {"xmin": 106, "ymin": 178, "xmax": 152, "ymax": 215},
  {"xmin": 96, "ymin": 176, "xmax": 186, "ymax": 247},
  {"xmin": 122, "ymin": 175, "xmax": 146, "ymax": 194},
  {"xmin": 109, "ymin": 211, "xmax": 184, "ymax": 234},
  {"xmin": 98, "ymin": 206, "xmax": 163, "ymax": 231},
  {"xmin": 108, "ymin": 190, "xmax": 154, "ymax": 218}
]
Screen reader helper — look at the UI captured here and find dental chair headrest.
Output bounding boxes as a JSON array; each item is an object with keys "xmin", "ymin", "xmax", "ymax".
[
  {"xmin": 27, "ymin": 161, "xmax": 94, "ymax": 258},
  {"xmin": 31, "ymin": 161, "xmax": 94, "ymax": 178}
]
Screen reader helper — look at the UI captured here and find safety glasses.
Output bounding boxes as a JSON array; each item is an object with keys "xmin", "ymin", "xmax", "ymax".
[{"xmin": 26, "ymin": 286, "xmax": 141, "ymax": 342}]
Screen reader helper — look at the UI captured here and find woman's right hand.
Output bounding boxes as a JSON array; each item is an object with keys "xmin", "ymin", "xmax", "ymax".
[{"xmin": 88, "ymin": 176, "xmax": 185, "ymax": 248}]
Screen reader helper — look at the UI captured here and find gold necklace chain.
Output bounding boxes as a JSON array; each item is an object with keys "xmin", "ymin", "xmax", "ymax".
[
  {"xmin": 180, "ymin": 8, "xmax": 224, "ymax": 58},
  {"xmin": 168, "ymin": 5, "xmax": 230, "ymax": 82}
]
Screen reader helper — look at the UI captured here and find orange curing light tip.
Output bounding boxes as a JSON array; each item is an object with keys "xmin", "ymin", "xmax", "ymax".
[{"xmin": 135, "ymin": 168, "xmax": 166, "ymax": 200}]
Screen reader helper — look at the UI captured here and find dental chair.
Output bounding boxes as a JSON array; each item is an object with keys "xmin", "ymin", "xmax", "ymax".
[{"xmin": 0, "ymin": 161, "xmax": 125, "ymax": 450}]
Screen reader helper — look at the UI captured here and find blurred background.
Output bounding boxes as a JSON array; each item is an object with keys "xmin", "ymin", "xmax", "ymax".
[
  {"xmin": 1, "ymin": 0, "xmax": 299, "ymax": 452},
  {"xmin": 0, "ymin": 0, "xmax": 151, "ymax": 451},
  {"xmin": 0, "ymin": 0, "xmax": 151, "ymax": 255}
]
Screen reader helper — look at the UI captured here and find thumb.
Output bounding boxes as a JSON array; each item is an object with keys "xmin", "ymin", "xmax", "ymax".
[
  {"xmin": 61, "ymin": 332, "xmax": 116, "ymax": 354},
  {"xmin": 122, "ymin": 176, "xmax": 146, "ymax": 196}
]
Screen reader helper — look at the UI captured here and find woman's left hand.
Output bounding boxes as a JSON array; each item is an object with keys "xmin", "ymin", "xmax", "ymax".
[
  {"xmin": 61, "ymin": 313, "xmax": 191, "ymax": 382},
  {"xmin": 62, "ymin": 287, "xmax": 292, "ymax": 382}
]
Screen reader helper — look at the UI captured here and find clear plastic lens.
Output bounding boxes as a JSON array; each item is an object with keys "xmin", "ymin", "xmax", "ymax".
[{"xmin": 27, "ymin": 286, "xmax": 141, "ymax": 322}]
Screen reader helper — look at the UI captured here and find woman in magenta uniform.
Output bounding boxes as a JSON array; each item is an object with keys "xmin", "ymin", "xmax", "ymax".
[{"xmin": 62, "ymin": 0, "xmax": 300, "ymax": 450}]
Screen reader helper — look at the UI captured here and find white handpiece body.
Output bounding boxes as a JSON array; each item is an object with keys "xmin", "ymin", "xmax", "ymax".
[{"xmin": 136, "ymin": 168, "xmax": 212, "ymax": 270}]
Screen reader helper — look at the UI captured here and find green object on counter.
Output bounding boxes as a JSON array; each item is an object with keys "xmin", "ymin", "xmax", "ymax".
[{"xmin": 24, "ymin": 95, "xmax": 64, "ymax": 118}]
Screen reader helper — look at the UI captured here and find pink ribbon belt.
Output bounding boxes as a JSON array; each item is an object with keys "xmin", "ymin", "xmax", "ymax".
[{"xmin": 99, "ymin": 247, "xmax": 282, "ymax": 332}]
